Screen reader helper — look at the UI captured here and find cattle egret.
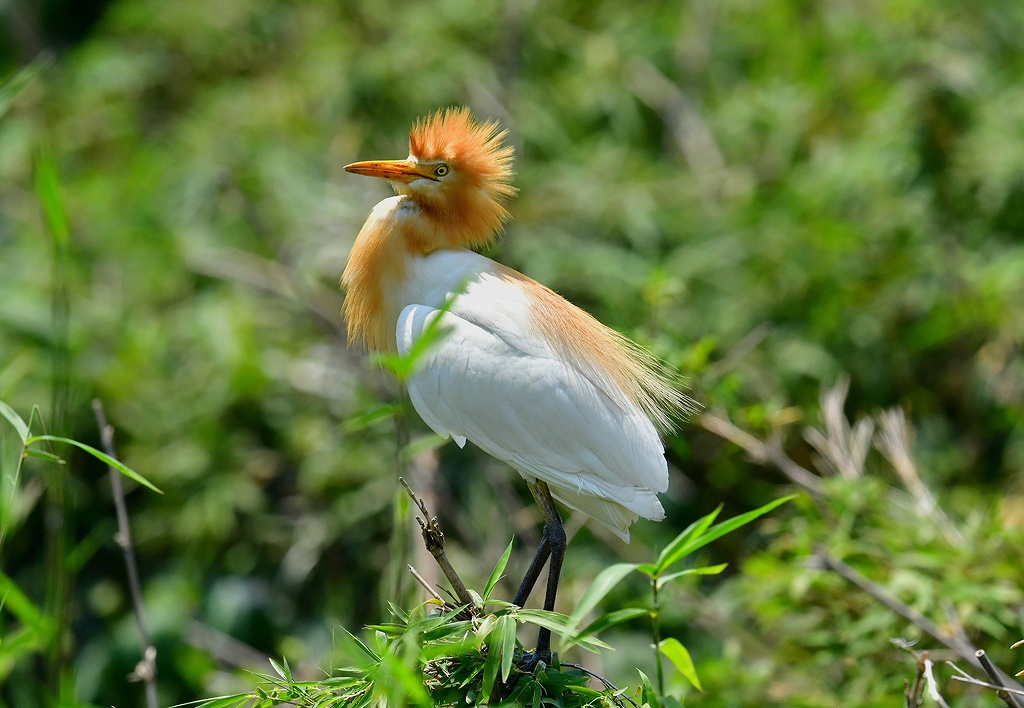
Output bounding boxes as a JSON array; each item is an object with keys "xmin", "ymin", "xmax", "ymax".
[{"xmin": 343, "ymin": 107, "xmax": 691, "ymax": 661}]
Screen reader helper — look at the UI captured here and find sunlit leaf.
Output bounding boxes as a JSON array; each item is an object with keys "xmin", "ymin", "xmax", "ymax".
[
  {"xmin": 484, "ymin": 539, "xmax": 515, "ymax": 601},
  {"xmin": 659, "ymin": 637, "xmax": 702, "ymax": 691},
  {"xmin": 655, "ymin": 505, "xmax": 721, "ymax": 573},
  {"xmin": 656, "ymin": 564, "xmax": 728, "ymax": 590}
]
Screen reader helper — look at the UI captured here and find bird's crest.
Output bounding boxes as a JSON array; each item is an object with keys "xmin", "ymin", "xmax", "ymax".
[{"xmin": 409, "ymin": 107, "xmax": 516, "ymax": 204}]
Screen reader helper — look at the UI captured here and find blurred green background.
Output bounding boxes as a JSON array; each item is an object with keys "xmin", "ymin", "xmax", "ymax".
[{"xmin": 2, "ymin": 0, "xmax": 1023, "ymax": 705}]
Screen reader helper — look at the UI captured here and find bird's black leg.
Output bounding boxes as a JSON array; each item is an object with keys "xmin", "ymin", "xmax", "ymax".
[
  {"xmin": 513, "ymin": 526, "xmax": 550, "ymax": 608},
  {"xmin": 519, "ymin": 479, "xmax": 565, "ymax": 665}
]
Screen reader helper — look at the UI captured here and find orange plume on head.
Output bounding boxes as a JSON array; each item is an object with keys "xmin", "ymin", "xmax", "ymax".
[
  {"xmin": 409, "ymin": 107, "xmax": 516, "ymax": 203},
  {"xmin": 397, "ymin": 107, "xmax": 518, "ymax": 253}
]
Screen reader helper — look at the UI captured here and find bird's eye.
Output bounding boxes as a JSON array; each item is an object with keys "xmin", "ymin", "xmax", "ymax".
[{"xmin": 433, "ymin": 164, "xmax": 450, "ymax": 177}]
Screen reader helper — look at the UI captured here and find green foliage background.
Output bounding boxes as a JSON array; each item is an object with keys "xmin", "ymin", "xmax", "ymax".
[{"xmin": 1, "ymin": 0, "xmax": 1023, "ymax": 705}]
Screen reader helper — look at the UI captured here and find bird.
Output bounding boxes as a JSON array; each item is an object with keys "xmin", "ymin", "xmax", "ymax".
[{"xmin": 342, "ymin": 107, "xmax": 691, "ymax": 662}]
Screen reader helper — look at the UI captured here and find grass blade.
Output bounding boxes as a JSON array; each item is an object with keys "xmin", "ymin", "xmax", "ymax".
[
  {"xmin": 25, "ymin": 434, "xmax": 162, "ymax": 493},
  {"xmin": 0, "ymin": 401, "xmax": 29, "ymax": 443}
]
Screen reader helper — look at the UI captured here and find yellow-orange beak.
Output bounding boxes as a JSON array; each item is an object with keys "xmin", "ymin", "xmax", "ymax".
[{"xmin": 344, "ymin": 159, "xmax": 436, "ymax": 184}]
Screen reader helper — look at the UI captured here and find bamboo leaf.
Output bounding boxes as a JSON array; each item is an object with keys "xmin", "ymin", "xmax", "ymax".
[
  {"xmin": 484, "ymin": 539, "xmax": 515, "ymax": 601},
  {"xmin": 566, "ymin": 607, "xmax": 651, "ymax": 648},
  {"xmin": 0, "ymin": 569, "xmax": 54, "ymax": 639},
  {"xmin": 568, "ymin": 562, "xmax": 640, "ymax": 628},
  {"xmin": 656, "ymin": 563, "xmax": 728, "ymax": 590},
  {"xmin": 499, "ymin": 614, "xmax": 516, "ymax": 683},
  {"xmin": 269, "ymin": 657, "xmax": 287, "ymax": 681},
  {"xmin": 659, "ymin": 637, "xmax": 702, "ymax": 691},
  {"xmin": 675, "ymin": 496, "xmax": 794, "ymax": 562},
  {"xmin": 656, "ymin": 505, "xmax": 721, "ymax": 573},
  {"xmin": 0, "ymin": 59, "xmax": 50, "ymax": 119}
]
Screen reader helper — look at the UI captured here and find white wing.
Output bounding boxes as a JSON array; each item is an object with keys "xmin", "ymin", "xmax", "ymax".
[{"xmin": 397, "ymin": 290, "xmax": 668, "ymax": 542}]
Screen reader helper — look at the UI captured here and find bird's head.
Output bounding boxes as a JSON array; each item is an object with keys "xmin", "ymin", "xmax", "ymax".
[{"xmin": 345, "ymin": 107, "xmax": 516, "ymax": 250}]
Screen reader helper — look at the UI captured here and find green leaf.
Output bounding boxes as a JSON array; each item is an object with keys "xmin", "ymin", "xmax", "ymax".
[
  {"xmin": 516, "ymin": 609, "xmax": 611, "ymax": 652},
  {"xmin": 636, "ymin": 669, "xmax": 661, "ymax": 708},
  {"xmin": 659, "ymin": 637, "xmax": 702, "ymax": 691},
  {"xmin": 0, "ymin": 59, "xmax": 49, "ymax": 120},
  {"xmin": 656, "ymin": 496, "xmax": 793, "ymax": 573},
  {"xmin": 568, "ymin": 562, "xmax": 640, "ymax": 629},
  {"xmin": 24, "ymin": 448, "xmax": 65, "ymax": 464},
  {"xmin": 656, "ymin": 505, "xmax": 721, "ymax": 573},
  {"xmin": 485, "ymin": 539, "xmax": 515, "ymax": 601},
  {"xmin": 25, "ymin": 435, "xmax": 162, "ymax": 493},
  {"xmin": 566, "ymin": 607, "xmax": 651, "ymax": 648},
  {"xmin": 482, "ymin": 615, "xmax": 509, "ymax": 698},
  {"xmin": 678, "ymin": 496, "xmax": 794, "ymax": 561},
  {"xmin": 343, "ymin": 403, "xmax": 402, "ymax": 433},
  {"xmin": 0, "ymin": 401, "xmax": 29, "ymax": 443},
  {"xmin": 499, "ymin": 614, "xmax": 517, "ymax": 683},
  {"xmin": 269, "ymin": 657, "xmax": 288, "ymax": 681},
  {"xmin": 34, "ymin": 149, "xmax": 70, "ymax": 248},
  {"xmin": 341, "ymin": 627, "xmax": 380, "ymax": 663},
  {"xmin": 656, "ymin": 563, "xmax": 728, "ymax": 590},
  {"xmin": 0, "ymin": 569, "xmax": 55, "ymax": 640},
  {"xmin": 371, "ymin": 279, "xmax": 468, "ymax": 381}
]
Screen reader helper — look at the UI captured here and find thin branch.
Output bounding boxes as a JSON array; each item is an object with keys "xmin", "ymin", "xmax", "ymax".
[
  {"xmin": 705, "ymin": 322, "xmax": 771, "ymax": 380},
  {"xmin": 699, "ymin": 410, "xmax": 825, "ymax": 495},
  {"xmin": 815, "ymin": 548, "xmax": 1024, "ymax": 694},
  {"xmin": 949, "ymin": 673, "xmax": 1024, "ymax": 698},
  {"xmin": 622, "ymin": 55, "xmax": 727, "ymax": 202},
  {"xmin": 399, "ymin": 477, "xmax": 477, "ymax": 618},
  {"xmin": 407, "ymin": 564, "xmax": 445, "ymax": 603},
  {"xmin": 923, "ymin": 655, "xmax": 951, "ymax": 708},
  {"xmin": 92, "ymin": 399, "xmax": 158, "ymax": 708},
  {"xmin": 186, "ymin": 619, "xmax": 273, "ymax": 671},
  {"xmin": 977, "ymin": 650, "xmax": 1024, "ymax": 708},
  {"xmin": 875, "ymin": 408, "xmax": 964, "ymax": 547}
]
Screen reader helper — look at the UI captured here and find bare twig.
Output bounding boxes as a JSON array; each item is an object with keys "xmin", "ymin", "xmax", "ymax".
[
  {"xmin": 407, "ymin": 564, "xmax": 445, "ymax": 603},
  {"xmin": 92, "ymin": 400, "xmax": 158, "ymax": 708},
  {"xmin": 923, "ymin": 655, "xmax": 951, "ymax": 708},
  {"xmin": 977, "ymin": 650, "xmax": 1024, "ymax": 708},
  {"xmin": 399, "ymin": 477, "xmax": 477, "ymax": 618},
  {"xmin": 186, "ymin": 619, "xmax": 273, "ymax": 671},
  {"xmin": 803, "ymin": 379, "xmax": 873, "ymax": 481},
  {"xmin": 892, "ymin": 638, "xmax": 926, "ymax": 707},
  {"xmin": 949, "ymin": 671, "xmax": 1024, "ymax": 699},
  {"xmin": 622, "ymin": 56, "xmax": 727, "ymax": 201},
  {"xmin": 875, "ymin": 409, "xmax": 964, "ymax": 547},
  {"xmin": 815, "ymin": 548, "xmax": 1024, "ymax": 694},
  {"xmin": 699, "ymin": 410, "xmax": 825, "ymax": 495},
  {"xmin": 705, "ymin": 323, "xmax": 772, "ymax": 380}
]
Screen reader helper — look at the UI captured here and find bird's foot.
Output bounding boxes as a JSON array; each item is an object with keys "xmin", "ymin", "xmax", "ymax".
[{"xmin": 516, "ymin": 649, "xmax": 553, "ymax": 673}]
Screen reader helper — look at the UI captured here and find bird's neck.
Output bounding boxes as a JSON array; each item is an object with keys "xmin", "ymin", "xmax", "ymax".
[{"xmin": 342, "ymin": 195, "xmax": 488, "ymax": 352}]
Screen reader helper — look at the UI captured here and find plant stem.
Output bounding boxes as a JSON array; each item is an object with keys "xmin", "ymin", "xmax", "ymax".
[
  {"xmin": 652, "ymin": 575, "xmax": 664, "ymax": 696},
  {"xmin": 93, "ymin": 400, "xmax": 159, "ymax": 708}
]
